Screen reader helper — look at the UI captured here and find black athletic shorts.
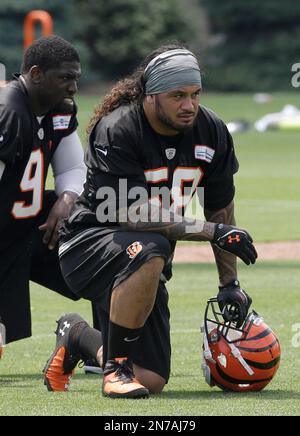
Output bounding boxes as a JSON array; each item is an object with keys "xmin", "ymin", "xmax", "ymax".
[
  {"xmin": 59, "ymin": 227, "xmax": 172, "ymax": 381},
  {"xmin": 0, "ymin": 191, "xmax": 80, "ymax": 344}
]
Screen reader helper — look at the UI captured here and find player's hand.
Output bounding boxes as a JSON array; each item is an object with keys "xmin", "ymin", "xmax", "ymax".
[
  {"xmin": 217, "ymin": 280, "xmax": 252, "ymax": 328},
  {"xmin": 39, "ymin": 191, "xmax": 77, "ymax": 250},
  {"xmin": 212, "ymin": 224, "xmax": 257, "ymax": 265}
]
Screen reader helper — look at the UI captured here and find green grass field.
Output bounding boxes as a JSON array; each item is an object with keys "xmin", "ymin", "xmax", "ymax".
[
  {"xmin": 2, "ymin": 93, "xmax": 300, "ymax": 416},
  {"xmin": 1, "ymin": 262, "xmax": 300, "ymax": 416}
]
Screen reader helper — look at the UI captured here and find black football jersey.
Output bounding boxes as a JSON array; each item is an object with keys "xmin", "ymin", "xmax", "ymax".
[
  {"xmin": 69, "ymin": 102, "xmax": 238, "ymax": 233},
  {"xmin": 0, "ymin": 76, "xmax": 78, "ymax": 251}
]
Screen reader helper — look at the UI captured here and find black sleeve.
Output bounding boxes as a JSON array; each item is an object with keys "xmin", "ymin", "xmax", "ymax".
[
  {"xmin": 203, "ymin": 121, "xmax": 239, "ymax": 211},
  {"xmin": 93, "ymin": 120, "xmax": 144, "ymax": 176},
  {"xmin": 0, "ymin": 109, "xmax": 24, "ymax": 163},
  {"xmin": 87, "ymin": 119, "xmax": 148, "ymax": 210}
]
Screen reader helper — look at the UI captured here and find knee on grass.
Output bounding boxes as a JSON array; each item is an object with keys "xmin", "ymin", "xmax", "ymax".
[{"xmin": 133, "ymin": 364, "xmax": 166, "ymax": 394}]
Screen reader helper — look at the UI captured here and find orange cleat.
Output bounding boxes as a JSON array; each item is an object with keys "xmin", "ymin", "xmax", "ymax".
[
  {"xmin": 43, "ymin": 313, "xmax": 88, "ymax": 392},
  {"xmin": 103, "ymin": 358, "xmax": 149, "ymax": 399}
]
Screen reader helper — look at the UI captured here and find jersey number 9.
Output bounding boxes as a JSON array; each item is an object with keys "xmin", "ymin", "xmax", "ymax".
[{"xmin": 11, "ymin": 149, "xmax": 44, "ymax": 219}]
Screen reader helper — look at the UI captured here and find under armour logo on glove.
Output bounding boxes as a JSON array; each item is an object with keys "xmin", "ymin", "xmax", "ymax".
[
  {"xmin": 227, "ymin": 235, "xmax": 241, "ymax": 244},
  {"xmin": 213, "ymin": 224, "xmax": 258, "ymax": 265}
]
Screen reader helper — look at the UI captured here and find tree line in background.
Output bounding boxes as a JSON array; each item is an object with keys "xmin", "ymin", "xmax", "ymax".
[{"xmin": 0, "ymin": 0, "xmax": 298, "ymax": 91}]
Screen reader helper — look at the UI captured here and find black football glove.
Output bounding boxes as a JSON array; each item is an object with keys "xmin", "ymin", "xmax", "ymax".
[
  {"xmin": 213, "ymin": 224, "xmax": 257, "ymax": 265},
  {"xmin": 217, "ymin": 280, "xmax": 252, "ymax": 328}
]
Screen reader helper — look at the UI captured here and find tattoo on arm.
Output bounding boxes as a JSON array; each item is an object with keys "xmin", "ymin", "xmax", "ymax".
[
  {"xmin": 204, "ymin": 201, "xmax": 237, "ymax": 286},
  {"xmin": 119, "ymin": 202, "xmax": 216, "ymax": 242}
]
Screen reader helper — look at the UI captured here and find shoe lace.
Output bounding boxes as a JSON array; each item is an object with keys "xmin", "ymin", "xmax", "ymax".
[{"xmin": 115, "ymin": 360, "xmax": 135, "ymax": 383}]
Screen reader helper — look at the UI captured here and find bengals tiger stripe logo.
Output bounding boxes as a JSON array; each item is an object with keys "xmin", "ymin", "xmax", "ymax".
[{"xmin": 126, "ymin": 242, "xmax": 143, "ymax": 259}]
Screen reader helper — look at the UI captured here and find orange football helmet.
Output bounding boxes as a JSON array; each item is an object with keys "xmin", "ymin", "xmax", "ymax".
[{"xmin": 201, "ymin": 298, "xmax": 281, "ymax": 392}]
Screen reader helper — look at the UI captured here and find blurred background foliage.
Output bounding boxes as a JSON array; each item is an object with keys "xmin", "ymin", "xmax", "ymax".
[
  {"xmin": 200, "ymin": 0, "xmax": 300, "ymax": 91},
  {"xmin": 0, "ymin": 0, "xmax": 298, "ymax": 91}
]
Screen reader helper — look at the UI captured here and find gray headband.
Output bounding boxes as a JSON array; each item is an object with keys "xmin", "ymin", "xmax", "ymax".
[{"xmin": 144, "ymin": 49, "xmax": 202, "ymax": 95}]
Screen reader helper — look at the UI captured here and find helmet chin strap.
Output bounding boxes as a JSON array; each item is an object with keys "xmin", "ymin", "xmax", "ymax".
[
  {"xmin": 201, "ymin": 324, "xmax": 254, "ymax": 378},
  {"xmin": 227, "ymin": 342, "xmax": 254, "ymax": 376},
  {"xmin": 201, "ymin": 325, "xmax": 216, "ymax": 364},
  {"xmin": 201, "ymin": 325, "xmax": 215, "ymax": 386}
]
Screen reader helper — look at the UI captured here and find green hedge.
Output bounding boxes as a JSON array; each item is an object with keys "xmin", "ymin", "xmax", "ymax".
[{"xmin": 200, "ymin": 0, "xmax": 300, "ymax": 91}]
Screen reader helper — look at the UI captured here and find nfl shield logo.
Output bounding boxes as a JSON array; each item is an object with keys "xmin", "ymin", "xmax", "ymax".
[{"xmin": 165, "ymin": 148, "xmax": 176, "ymax": 160}]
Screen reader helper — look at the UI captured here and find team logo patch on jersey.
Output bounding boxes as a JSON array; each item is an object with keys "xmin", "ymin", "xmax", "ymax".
[
  {"xmin": 126, "ymin": 242, "xmax": 143, "ymax": 259},
  {"xmin": 52, "ymin": 114, "xmax": 72, "ymax": 131},
  {"xmin": 38, "ymin": 128, "xmax": 44, "ymax": 140},
  {"xmin": 194, "ymin": 145, "xmax": 215, "ymax": 163},
  {"xmin": 165, "ymin": 148, "xmax": 176, "ymax": 160}
]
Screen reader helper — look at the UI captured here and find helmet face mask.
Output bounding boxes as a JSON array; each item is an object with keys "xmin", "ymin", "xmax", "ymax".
[
  {"xmin": 201, "ymin": 298, "xmax": 281, "ymax": 392},
  {"xmin": 204, "ymin": 297, "xmax": 255, "ymax": 344}
]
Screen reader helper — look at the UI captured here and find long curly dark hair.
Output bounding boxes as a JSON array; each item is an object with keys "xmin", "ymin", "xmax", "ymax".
[{"xmin": 87, "ymin": 42, "xmax": 187, "ymax": 134}]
